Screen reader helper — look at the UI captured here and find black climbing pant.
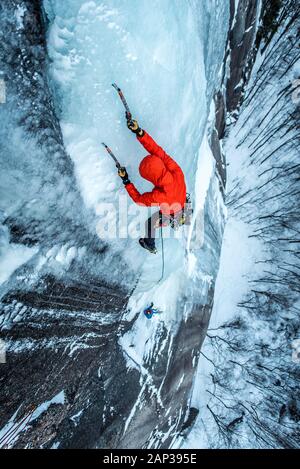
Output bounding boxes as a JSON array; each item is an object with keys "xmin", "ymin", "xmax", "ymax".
[{"xmin": 144, "ymin": 211, "xmax": 166, "ymax": 248}]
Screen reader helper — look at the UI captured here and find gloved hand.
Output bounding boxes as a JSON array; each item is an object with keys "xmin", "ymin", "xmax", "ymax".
[
  {"xmin": 127, "ymin": 119, "xmax": 144, "ymax": 137},
  {"xmin": 118, "ymin": 167, "xmax": 130, "ymax": 185}
]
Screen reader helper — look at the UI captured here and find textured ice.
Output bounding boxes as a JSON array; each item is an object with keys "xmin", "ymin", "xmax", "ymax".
[
  {"xmin": 44, "ymin": 0, "xmax": 228, "ymax": 307},
  {"xmin": 42, "ymin": 1, "xmax": 229, "ymax": 435}
]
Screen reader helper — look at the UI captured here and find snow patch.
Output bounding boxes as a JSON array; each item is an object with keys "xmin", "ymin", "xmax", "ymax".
[
  {"xmin": 0, "ymin": 243, "xmax": 38, "ymax": 286},
  {"xmin": 15, "ymin": 4, "xmax": 26, "ymax": 30}
]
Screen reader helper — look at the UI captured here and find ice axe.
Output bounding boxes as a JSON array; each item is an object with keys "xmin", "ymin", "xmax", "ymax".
[
  {"xmin": 101, "ymin": 142, "xmax": 127, "ymax": 178},
  {"xmin": 112, "ymin": 83, "xmax": 133, "ymax": 124}
]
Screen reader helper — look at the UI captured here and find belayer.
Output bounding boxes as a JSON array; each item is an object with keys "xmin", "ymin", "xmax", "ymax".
[{"xmin": 118, "ymin": 119, "xmax": 187, "ymax": 254}]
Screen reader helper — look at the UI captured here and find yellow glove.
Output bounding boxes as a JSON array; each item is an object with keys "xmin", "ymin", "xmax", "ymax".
[
  {"xmin": 118, "ymin": 167, "xmax": 130, "ymax": 185},
  {"xmin": 118, "ymin": 167, "xmax": 127, "ymax": 178},
  {"xmin": 127, "ymin": 119, "xmax": 144, "ymax": 137}
]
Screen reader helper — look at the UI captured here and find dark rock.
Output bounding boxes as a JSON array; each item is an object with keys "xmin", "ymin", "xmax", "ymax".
[{"xmin": 226, "ymin": 0, "xmax": 261, "ymax": 113}]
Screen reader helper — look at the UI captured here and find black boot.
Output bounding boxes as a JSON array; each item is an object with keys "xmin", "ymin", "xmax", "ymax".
[{"xmin": 139, "ymin": 238, "xmax": 157, "ymax": 254}]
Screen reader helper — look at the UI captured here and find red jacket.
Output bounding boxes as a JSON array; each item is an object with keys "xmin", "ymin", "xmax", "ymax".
[{"xmin": 125, "ymin": 131, "xmax": 186, "ymax": 215}]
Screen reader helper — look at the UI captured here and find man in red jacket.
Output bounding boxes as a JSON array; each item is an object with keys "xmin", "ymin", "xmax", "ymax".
[{"xmin": 118, "ymin": 119, "xmax": 187, "ymax": 254}]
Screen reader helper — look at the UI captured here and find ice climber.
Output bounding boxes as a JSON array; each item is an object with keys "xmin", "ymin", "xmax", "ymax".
[{"xmin": 118, "ymin": 119, "xmax": 187, "ymax": 254}]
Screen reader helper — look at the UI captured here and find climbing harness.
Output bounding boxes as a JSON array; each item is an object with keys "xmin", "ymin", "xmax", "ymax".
[{"xmin": 169, "ymin": 194, "xmax": 193, "ymax": 230}]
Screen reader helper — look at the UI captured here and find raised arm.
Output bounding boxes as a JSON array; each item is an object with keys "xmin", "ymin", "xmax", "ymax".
[
  {"xmin": 137, "ymin": 131, "xmax": 166, "ymax": 160},
  {"xmin": 127, "ymin": 119, "xmax": 181, "ymax": 173},
  {"xmin": 137, "ymin": 131, "xmax": 180, "ymax": 172}
]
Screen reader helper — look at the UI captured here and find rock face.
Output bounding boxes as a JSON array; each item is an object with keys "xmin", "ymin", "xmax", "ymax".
[
  {"xmin": 117, "ymin": 302, "xmax": 213, "ymax": 449},
  {"xmin": 2, "ymin": 281, "xmax": 133, "ymax": 449},
  {"xmin": 209, "ymin": 0, "xmax": 262, "ymax": 197},
  {"xmin": 0, "ymin": 0, "xmax": 90, "ymax": 247},
  {"xmin": 225, "ymin": 0, "xmax": 261, "ymax": 114},
  {"xmin": 0, "ymin": 0, "xmax": 223, "ymax": 449},
  {"xmin": 190, "ymin": 0, "xmax": 300, "ymax": 448}
]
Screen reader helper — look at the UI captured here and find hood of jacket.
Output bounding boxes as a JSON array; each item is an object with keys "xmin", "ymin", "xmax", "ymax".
[{"xmin": 139, "ymin": 155, "xmax": 173, "ymax": 187}]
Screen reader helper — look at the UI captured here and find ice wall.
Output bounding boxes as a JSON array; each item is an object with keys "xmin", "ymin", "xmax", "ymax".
[
  {"xmin": 43, "ymin": 0, "xmax": 229, "ymax": 325},
  {"xmin": 0, "ymin": 0, "xmax": 230, "ymax": 448}
]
